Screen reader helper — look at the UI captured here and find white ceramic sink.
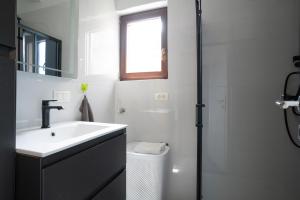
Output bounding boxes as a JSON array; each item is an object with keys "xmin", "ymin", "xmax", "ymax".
[{"xmin": 16, "ymin": 121, "xmax": 127, "ymax": 157}]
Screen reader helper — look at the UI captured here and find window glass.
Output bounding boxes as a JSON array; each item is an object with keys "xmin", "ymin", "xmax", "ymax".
[{"xmin": 126, "ymin": 17, "xmax": 162, "ymax": 73}]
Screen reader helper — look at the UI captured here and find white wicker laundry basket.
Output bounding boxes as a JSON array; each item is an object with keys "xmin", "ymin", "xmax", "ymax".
[{"xmin": 126, "ymin": 142, "xmax": 170, "ymax": 200}]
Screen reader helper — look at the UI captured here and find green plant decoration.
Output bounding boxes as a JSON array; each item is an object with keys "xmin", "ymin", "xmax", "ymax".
[{"xmin": 81, "ymin": 83, "xmax": 88, "ymax": 94}]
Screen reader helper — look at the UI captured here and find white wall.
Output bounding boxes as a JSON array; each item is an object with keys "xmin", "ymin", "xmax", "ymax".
[
  {"xmin": 202, "ymin": 0, "xmax": 300, "ymax": 199},
  {"xmin": 16, "ymin": 0, "xmax": 119, "ymax": 129},
  {"xmin": 17, "ymin": 0, "xmax": 300, "ymax": 200},
  {"xmin": 114, "ymin": 0, "xmax": 198, "ymax": 199},
  {"xmin": 16, "ymin": 71, "xmax": 116, "ymax": 129},
  {"xmin": 17, "ymin": 1, "xmax": 198, "ymax": 199}
]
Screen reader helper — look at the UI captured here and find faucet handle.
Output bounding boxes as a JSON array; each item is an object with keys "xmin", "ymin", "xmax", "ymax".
[{"xmin": 42, "ymin": 100, "xmax": 58, "ymax": 106}]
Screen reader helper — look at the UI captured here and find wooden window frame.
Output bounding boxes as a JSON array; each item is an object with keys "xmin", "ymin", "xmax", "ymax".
[{"xmin": 120, "ymin": 8, "xmax": 168, "ymax": 81}]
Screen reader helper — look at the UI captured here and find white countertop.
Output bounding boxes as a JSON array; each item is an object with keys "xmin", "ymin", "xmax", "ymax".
[{"xmin": 16, "ymin": 121, "xmax": 127, "ymax": 158}]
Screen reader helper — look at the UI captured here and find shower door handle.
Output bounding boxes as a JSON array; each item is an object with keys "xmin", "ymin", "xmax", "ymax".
[{"xmin": 196, "ymin": 104, "xmax": 205, "ymax": 128}]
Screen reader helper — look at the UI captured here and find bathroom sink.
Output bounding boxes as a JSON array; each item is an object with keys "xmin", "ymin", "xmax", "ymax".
[{"xmin": 16, "ymin": 121, "xmax": 127, "ymax": 157}]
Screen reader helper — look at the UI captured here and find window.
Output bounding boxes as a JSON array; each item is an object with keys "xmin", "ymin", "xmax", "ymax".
[
  {"xmin": 18, "ymin": 25, "xmax": 62, "ymax": 77},
  {"xmin": 37, "ymin": 40, "xmax": 46, "ymax": 75},
  {"xmin": 120, "ymin": 8, "xmax": 168, "ymax": 81}
]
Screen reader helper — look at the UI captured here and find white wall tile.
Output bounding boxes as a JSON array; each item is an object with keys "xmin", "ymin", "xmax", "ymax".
[
  {"xmin": 115, "ymin": 0, "xmax": 198, "ymax": 199},
  {"xmin": 16, "ymin": 0, "xmax": 119, "ymax": 129},
  {"xmin": 202, "ymin": 0, "xmax": 300, "ymax": 199}
]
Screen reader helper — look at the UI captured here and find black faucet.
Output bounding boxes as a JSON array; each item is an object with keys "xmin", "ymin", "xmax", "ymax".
[{"xmin": 42, "ymin": 100, "xmax": 64, "ymax": 128}]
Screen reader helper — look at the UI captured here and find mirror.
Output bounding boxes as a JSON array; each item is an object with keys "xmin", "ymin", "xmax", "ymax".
[
  {"xmin": 18, "ymin": 24, "xmax": 62, "ymax": 77},
  {"xmin": 17, "ymin": 0, "xmax": 78, "ymax": 78}
]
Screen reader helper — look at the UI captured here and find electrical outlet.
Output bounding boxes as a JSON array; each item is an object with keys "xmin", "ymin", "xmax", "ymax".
[
  {"xmin": 53, "ymin": 90, "xmax": 71, "ymax": 103},
  {"xmin": 154, "ymin": 92, "xmax": 169, "ymax": 101}
]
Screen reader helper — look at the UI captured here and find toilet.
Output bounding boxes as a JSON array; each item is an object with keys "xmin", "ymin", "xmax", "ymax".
[{"xmin": 126, "ymin": 142, "xmax": 170, "ymax": 200}]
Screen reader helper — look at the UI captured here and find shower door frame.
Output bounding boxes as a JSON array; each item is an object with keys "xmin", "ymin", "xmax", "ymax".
[{"xmin": 195, "ymin": 0, "xmax": 202, "ymax": 199}]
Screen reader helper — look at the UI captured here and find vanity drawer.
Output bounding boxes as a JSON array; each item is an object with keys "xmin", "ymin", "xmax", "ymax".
[
  {"xmin": 42, "ymin": 134, "xmax": 126, "ymax": 200},
  {"xmin": 92, "ymin": 170, "xmax": 126, "ymax": 200}
]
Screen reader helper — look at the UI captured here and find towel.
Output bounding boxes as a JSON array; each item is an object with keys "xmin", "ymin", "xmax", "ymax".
[
  {"xmin": 133, "ymin": 142, "xmax": 167, "ymax": 155},
  {"xmin": 79, "ymin": 95, "xmax": 94, "ymax": 122}
]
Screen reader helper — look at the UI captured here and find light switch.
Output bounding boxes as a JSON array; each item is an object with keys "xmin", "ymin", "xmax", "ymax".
[
  {"xmin": 53, "ymin": 90, "xmax": 71, "ymax": 103},
  {"xmin": 154, "ymin": 92, "xmax": 169, "ymax": 101}
]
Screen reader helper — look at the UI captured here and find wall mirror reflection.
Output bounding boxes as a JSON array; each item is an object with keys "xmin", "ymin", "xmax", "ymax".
[{"xmin": 17, "ymin": 0, "xmax": 78, "ymax": 78}]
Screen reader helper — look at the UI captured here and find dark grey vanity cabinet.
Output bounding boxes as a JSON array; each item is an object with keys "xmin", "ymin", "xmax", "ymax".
[
  {"xmin": 0, "ymin": 0, "xmax": 16, "ymax": 48},
  {"xmin": 16, "ymin": 130, "xmax": 126, "ymax": 200},
  {"xmin": 92, "ymin": 171, "xmax": 126, "ymax": 200}
]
